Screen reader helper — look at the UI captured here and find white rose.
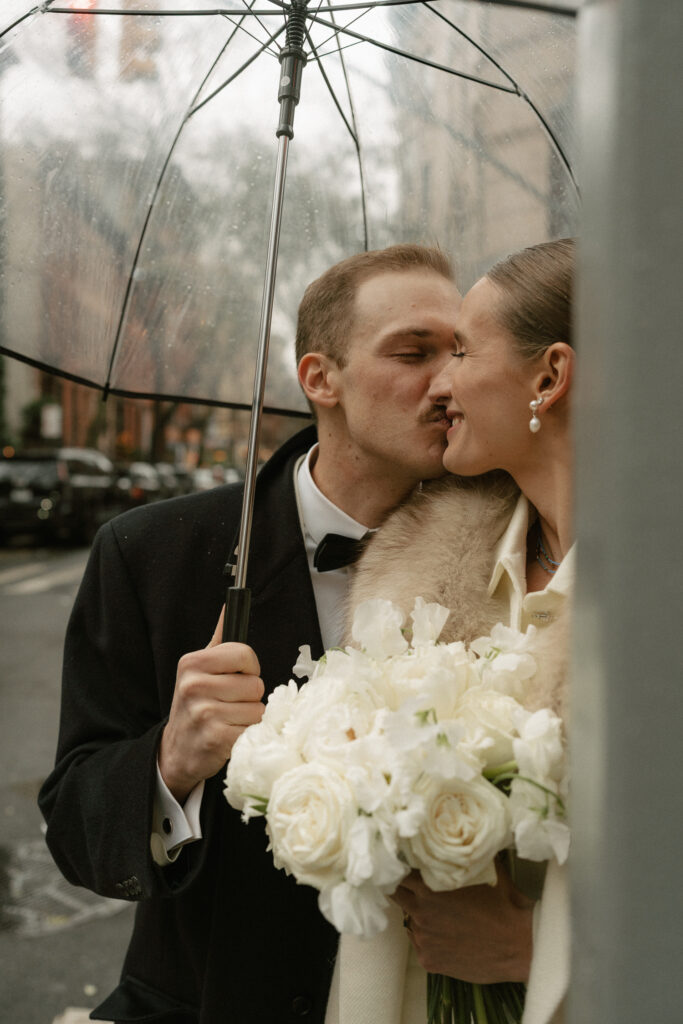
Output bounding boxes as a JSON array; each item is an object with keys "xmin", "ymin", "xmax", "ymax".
[
  {"xmin": 351, "ymin": 599, "xmax": 409, "ymax": 659},
  {"xmin": 402, "ymin": 775, "xmax": 511, "ymax": 891},
  {"xmin": 261, "ymin": 680, "xmax": 299, "ymax": 732},
  {"xmin": 283, "ymin": 673, "xmax": 385, "ymax": 762},
  {"xmin": 454, "ymin": 688, "xmax": 522, "ymax": 770},
  {"xmin": 266, "ymin": 763, "xmax": 357, "ymax": 888},
  {"xmin": 224, "ymin": 721, "xmax": 301, "ymax": 819}
]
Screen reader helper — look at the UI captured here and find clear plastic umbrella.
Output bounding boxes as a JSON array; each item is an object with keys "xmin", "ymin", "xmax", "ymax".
[{"xmin": 0, "ymin": 0, "xmax": 580, "ymax": 635}]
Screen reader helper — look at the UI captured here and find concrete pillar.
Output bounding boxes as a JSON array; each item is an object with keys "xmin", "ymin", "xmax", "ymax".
[{"xmin": 571, "ymin": 2, "xmax": 683, "ymax": 1021}]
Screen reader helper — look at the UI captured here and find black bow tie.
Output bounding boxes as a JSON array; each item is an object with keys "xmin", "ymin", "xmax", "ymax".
[{"xmin": 313, "ymin": 532, "xmax": 369, "ymax": 572}]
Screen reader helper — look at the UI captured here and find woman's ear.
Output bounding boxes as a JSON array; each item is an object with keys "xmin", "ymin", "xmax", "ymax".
[
  {"xmin": 297, "ymin": 352, "xmax": 341, "ymax": 409},
  {"xmin": 532, "ymin": 342, "xmax": 574, "ymax": 409}
]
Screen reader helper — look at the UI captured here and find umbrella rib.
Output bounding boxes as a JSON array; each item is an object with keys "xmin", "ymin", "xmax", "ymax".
[
  {"xmin": 305, "ymin": 2, "xmax": 375, "ymax": 55},
  {"xmin": 327, "ymin": 11, "xmax": 370, "ymax": 250},
  {"xmin": 305, "ymin": 35, "xmax": 358, "ymax": 145},
  {"xmin": 219, "ymin": 0, "xmax": 284, "ymax": 58},
  {"xmin": 423, "ymin": 2, "xmax": 519, "ymax": 91},
  {"xmin": 0, "ymin": 345, "xmax": 311, "ymax": 418},
  {"xmin": 306, "ymin": 13, "xmax": 520, "ymax": 95},
  {"xmin": 0, "ymin": 2, "xmax": 57, "ymax": 40},
  {"xmin": 44, "ymin": 2, "xmax": 577, "ymax": 17},
  {"xmin": 424, "ymin": 1, "xmax": 579, "ymax": 194},
  {"xmin": 460, "ymin": 0, "xmax": 577, "ymax": 15},
  {"xmin": 104, "ymin": 13, "xmax": 280, "ymax": 397},
  {"xmin": 217, "ymin": 14, "xmax": 281, "ymax": 58},
  {"xmin": 188, "ymin": 25, "xmax": 285, "ymax": 117},
  {"xmin": 305, "ymin": 30, "xmax": 369, "ymax": 251},
  {"xmin": 518, "ymin": 89, "xmax": 579, "ymax": 194}
]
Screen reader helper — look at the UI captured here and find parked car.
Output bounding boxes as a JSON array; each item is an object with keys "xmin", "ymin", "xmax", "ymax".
[
  {"xmin": 0, "ymin": 447, "xmax": 118, "ymax": 543},
  {"xmin": 114, "ymin": 461, "xmax": 163, "ymax": 510},
  {"xmin": 154, "ymin": 462, "xmax": 182, "ymax": 499},
  {"xmin": 171, "ymin": 467, "xmax": 195, "ymax": 496},
  {"xmin": 190, "ymin": 465, "xmax": 243, "ymax": 491},
  {"xmin": 191, "ymin": 467, "xmax": 217, "ymax": 492}
]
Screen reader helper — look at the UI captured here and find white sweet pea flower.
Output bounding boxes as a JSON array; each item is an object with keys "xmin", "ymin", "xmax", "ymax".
[
  {"xmin": 410, "ymin": 597, "xmax": 450, "ymax": 647},
  {"xmin": 509, "ymin": 778, "xmax": 570, "ymax": 864},
  {"xmin": 318, "ymin": 880, "xmax": 391, "ymax": 937},
  {"xmin": 351, "ymin": 599, "xmax": 409, "ymax": 659},
  {"xmin": 402, "ymin": 775, "xmax": 511, "ymax": 891},
  {"xmin": 224, "ymin": 722, "xmax": 301, "ymax": 819},
  {"xmin": 388, "ymin": 644, "xmax": 475, "ymax": 719},
  {"xmin": 454, "ymin": 688, "xmax": 522, "ymax": 770},
  {"xmin": 513, "ymin": 708, "xmax": 566, "ymax": 783},
  {"xmin": 344, "ymin": 763, "xmax": 392, "ymax": 814},
  {"xmin": 292, "ymin": 645, "xmax": 316, "ymax": 680},
  {"xmin": 471, "ymin": 623, "xmax": 538, "ymax": 696},
  {"xmin": 418, "ymin": 720, "xmax": 480, "ymax": 781},
  {"xmin": 379, "ymin": 706, "xmax": 476, "ymax": 781},
  {"xmin": 266, "ymin": 763, "xmax": 357, "ymax": 888},
  {"xmin": 375, "ymin": 705, "xmax": 441, "ymax": 753},
  {"xmin": 345, "ymin": 813, "xmax": 408, "ymax": 892}
]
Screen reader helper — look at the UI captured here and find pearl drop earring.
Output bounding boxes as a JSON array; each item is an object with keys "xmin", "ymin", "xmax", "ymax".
[{"xmin": 529, "ymin": 396, "xmax": 544, "ymax": 433}]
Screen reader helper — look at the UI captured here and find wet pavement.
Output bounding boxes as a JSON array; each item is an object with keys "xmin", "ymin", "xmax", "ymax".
[{"xmin": 0, "ymin": 542, "xmax": 135, "ymax": 1023}]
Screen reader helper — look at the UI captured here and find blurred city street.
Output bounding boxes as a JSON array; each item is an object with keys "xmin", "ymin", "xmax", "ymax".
[{"xmin": 0, "ymin": 541, "xmax": 135, "ymax": 1024}]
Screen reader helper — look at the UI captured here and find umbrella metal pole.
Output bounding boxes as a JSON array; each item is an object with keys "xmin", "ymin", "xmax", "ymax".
[
  {"xmin": 223, "ymin": 134, "xmax": 291, "ymax": 643},
  {"xmin": 223, "ymin": 0, "xmax": 308, "ymax": 643}
]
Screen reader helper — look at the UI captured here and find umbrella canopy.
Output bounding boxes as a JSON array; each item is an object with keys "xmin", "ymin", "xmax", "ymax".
[{"xmin": 0, "ymin": 0, "xmax": 580, "ymax": 418}]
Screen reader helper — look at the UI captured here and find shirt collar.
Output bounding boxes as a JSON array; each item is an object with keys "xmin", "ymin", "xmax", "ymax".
[
  {"xmin": 296, "ymin": 444, "xmax": 369, "ymax": 545},
  {"xmin": 488, "ymin": 492, "xmax": 575, "ymax": 599}
]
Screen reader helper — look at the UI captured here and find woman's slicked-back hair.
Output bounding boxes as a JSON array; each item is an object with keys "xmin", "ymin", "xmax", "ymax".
[
  {"xmin": 295, "ymin": 244, "xmax": 454, "ymax": 368},
  {"xmin": 486, "ymin": 237, "xmax": 575, "ymax": 359}
]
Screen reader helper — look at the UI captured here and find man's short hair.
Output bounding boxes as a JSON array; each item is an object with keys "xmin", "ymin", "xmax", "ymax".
[{"xmin": 295, "ymin": 244, "xmax": 454, "ymax": 368}]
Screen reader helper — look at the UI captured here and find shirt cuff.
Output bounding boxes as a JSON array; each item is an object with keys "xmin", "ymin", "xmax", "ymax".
[{"xmin": 150, "ymin": 764, "xmax": 205, "ymax": 866}]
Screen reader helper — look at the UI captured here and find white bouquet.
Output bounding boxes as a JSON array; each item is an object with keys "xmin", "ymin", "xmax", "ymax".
[{"xmin": 225, "ymin": 598, "xmax": 569, "ymax": 1023}]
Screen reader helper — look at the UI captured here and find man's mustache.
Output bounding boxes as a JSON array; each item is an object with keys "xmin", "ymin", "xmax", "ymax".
[{"xmin": 422, "ymin": 405, "xmax": 449, "ymax": 424}]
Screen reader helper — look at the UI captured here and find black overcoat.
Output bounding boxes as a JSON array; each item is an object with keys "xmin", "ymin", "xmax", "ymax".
[{"xmin": 38, "ymin": 425, "xmax": 339, "ymax": 1024}]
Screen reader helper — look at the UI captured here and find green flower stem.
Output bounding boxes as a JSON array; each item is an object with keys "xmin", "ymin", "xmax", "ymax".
[
  {"xmin": 472, "ymin": 984, "xmax": 489, "ymax": 1023},
  {"xmin": 483, "ymin": 760, "xmax": 517, "ymax": 780},
  {"xmin": 427, "ymin": 975, "xmax": 526, "ymax": 1024},
  {"xmin": 491, "ymin": 771, "xmax": 567, "ymax": 816}
]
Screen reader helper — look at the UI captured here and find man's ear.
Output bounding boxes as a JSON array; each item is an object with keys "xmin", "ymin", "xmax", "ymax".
[
  {"xmin": 298, "ymin": 352, "xmax": 341, "ymax": 409},
  {"xmin": 532, "ymin": 342, "xmax": 574, "ymax": 410}
]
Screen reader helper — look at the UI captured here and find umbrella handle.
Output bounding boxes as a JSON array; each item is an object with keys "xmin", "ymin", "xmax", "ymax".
[{"xmin": 223, "ymin": 587, "xmax": 252, "ymax": 644}]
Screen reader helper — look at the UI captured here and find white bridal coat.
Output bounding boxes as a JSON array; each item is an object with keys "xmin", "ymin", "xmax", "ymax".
[{"xmin": 325, "ymin": 479, "xmax": 573, "ymax": 1024}]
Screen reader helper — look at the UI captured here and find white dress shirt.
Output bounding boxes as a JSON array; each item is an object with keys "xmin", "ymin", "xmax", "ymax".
[
  {"xmin": 151, "ymin": 444, "xmax": 367, "ymax": 864},
  {"xmin": 295, "ymin": 444, "xmax": 371, "ymax": 650}
]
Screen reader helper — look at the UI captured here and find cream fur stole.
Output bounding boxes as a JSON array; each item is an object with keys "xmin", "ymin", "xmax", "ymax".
[{"xmin": 346, "ymin": 475, "xmax": 570, "ymax": 721}]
